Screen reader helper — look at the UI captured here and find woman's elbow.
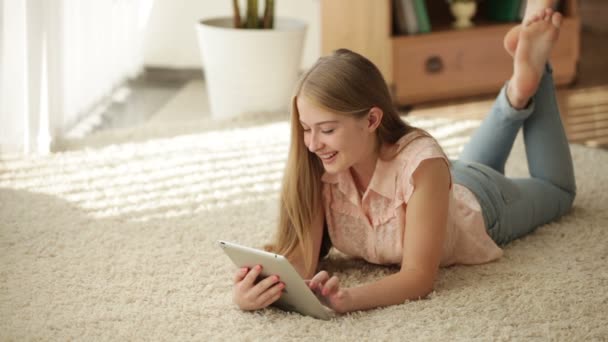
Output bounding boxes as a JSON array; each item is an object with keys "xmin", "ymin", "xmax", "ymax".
[
  {"xmin": 411, "ymin": 282, "xmax": 434, "ymax": 300},
  {"xmin": 397, "ymin": 270, "xmax": 436, "ymax": 301}
]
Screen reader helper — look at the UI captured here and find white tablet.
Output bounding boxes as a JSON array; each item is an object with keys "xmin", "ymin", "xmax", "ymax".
[{"xmin": 218, "ymin": 240, "xmax": 332, "ymax": 320}]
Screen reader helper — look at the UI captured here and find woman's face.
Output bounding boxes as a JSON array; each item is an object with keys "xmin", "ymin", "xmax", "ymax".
[{"xmin": 297, "ymin": 96, "xmax": 376, "ymax": 174}]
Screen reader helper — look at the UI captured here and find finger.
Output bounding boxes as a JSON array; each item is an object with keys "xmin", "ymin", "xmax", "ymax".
[
  {"xmin": 233, "ymin": 267, "xmax": 249, "ymax": 284},
  {"xmin": 258, "ymin": 282, "xmax": 285, "ymax": 308},
  {"xmin": 309, "ymin": 271, "xmax": 330, "ymax": 289},
  {"xmin": 250, "ymin": 274, "xmax": 281, "ymax": 298},
  {"xmin": 305, "ymin": 279, "xmax": 317, "ymax": 292},
  {"xmin": 322, "ymin": 276, "xmax": 340, "ymax": 296},
  {"xmin": 242, "ymin": 264, "xmax": 262, "ymax": 285}
]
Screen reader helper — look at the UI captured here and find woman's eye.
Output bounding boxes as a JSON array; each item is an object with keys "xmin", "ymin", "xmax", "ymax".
[{"xmin": 322, "ymin": 129, "xmax": 335, "ymax": 134}]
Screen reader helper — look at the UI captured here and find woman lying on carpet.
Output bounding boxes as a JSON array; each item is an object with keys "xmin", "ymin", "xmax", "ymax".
[{"xmin": 232, "ymin": 4, "xmax": 576, "ymax": 314}]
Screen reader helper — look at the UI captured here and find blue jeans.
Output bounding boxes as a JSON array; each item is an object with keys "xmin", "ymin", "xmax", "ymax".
[{"xmin": 451, "ymin": 64, "xmax": 576, "ymax": 245}]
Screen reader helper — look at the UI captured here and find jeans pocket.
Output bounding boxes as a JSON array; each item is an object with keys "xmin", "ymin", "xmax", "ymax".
[{"xmin": 466, "ymin": 162, "xmax": 521, "ymax": 205}]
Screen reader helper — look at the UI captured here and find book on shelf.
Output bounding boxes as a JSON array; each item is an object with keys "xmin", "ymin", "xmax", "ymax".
[
  {"xmin": 413, "ymin": 0, "xmax": 431, "ymax": 33},
  {"xmin": 393, "ymin": 0, "xmax": 406, "ymax": 34},
  {"xmin": 393, "ymin": 0, "xmax": 418, "ymax": 35},
  {"xmin": 393, "ymin": 0, "xmax": 430, "ymax": 35},
  {"xmin": 403, "ymin": 0, "xmax": 419, "ymax": 34},
  {"xmin": 519, "ymin": 0, "xmax": 527, "ymax": 20},
  {"xmin": 486, "ymin": 0, "xmax": 522, "ymax": 22}
]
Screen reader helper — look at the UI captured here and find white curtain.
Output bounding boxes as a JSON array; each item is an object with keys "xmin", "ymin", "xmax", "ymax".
[{"xmin": 0, "ymin": 0, "xmax": 153, "ymax": 155}]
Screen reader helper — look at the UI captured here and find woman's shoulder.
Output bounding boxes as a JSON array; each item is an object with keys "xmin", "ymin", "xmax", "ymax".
[
  {"xmin": 383, "ymin": 129, "xmax": 442, "ymax": 162},
  {"xmin": 385, "ymin": 130, "xmax": 449, "ymax": 202}
]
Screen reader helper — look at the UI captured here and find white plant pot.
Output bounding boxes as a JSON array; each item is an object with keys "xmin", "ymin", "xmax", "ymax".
[{"xmin": 196, "ymin": 17, "xmax": 306, "ymax": 119}]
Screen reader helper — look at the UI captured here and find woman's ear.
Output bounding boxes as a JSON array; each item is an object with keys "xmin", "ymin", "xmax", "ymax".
[{"xmin": 367, "ymin": 107, "xmax": 383, "ymax": 132}]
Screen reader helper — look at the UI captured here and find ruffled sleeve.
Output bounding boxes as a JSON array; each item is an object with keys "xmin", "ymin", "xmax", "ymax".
[{"xmin": 397, "ymin": 136, "xmax": 452, "ymax": 204}]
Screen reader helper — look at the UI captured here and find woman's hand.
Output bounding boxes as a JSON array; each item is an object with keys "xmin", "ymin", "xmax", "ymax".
[
  {"xmin": 306, "ymin": 270, "xmax": 352, "ymax": 314},
  {"xmin": 233, "ymin": 265, "xmax": 285, "ymax": 311}
]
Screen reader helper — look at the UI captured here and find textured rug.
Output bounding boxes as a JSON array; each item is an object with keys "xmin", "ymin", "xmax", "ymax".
[{"xmin": 1, "ymin": 114, "xmax": 607, "ymax": 341}]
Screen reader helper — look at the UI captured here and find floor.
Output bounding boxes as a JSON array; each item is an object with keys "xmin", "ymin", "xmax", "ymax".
[
  {"xmin": 74, "ymin": 68, "xmax": 200, "ymax": 134},
  {"xmin": 85, "ymin": 28, "xmax": 608, "ymax": 148}
]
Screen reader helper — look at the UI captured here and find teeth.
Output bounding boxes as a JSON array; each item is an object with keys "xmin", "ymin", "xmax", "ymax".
[{"xmin": 320, "ymin": 152, "xmax": 337, "ymax": 160}]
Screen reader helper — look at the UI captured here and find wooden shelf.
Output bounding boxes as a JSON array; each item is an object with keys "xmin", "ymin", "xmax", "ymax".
[{"xmin": 321, "ymin": 0, "xmax": 581, "ymax": 105}]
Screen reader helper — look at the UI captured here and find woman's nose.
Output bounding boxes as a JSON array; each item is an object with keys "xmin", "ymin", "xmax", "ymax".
[{"xmin": 307, "ymin": 132, "xmax": 322, "ymax": 152}]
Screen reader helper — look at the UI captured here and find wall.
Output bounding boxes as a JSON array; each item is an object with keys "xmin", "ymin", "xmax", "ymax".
[
  {"xmin": 0, "ymin": 0, "xmax": 27, "ymax": 154},
  {"xmin": 579, "ymin": 0, "xmax": 608, "ymax": 33},
  {"xmin": 143, "ymin": 0, "xmax": 321, "ymax": 70}
]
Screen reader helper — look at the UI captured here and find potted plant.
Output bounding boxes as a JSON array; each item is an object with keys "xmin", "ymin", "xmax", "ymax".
[{"xmin": 196, "ymin": 0, "xmax": 307, "ymax": 119}]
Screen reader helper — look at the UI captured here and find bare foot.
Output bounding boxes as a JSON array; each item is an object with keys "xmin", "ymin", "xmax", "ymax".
[
  {"xmin": 503, "ymin": 0, "xmax": 557, "ymax": 56},
  {"xmin": 507, "ymin": 10, "xmax": 562, "ymax": 109}
]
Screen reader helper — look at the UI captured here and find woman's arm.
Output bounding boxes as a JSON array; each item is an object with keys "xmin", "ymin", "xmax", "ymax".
[
  {"xmin": 310, "ymin": 158, "xmax": 450, "ymax": 313},
  {"xmin": 350, "ymin": 158, "xmax": 450, "ymax": 310}
]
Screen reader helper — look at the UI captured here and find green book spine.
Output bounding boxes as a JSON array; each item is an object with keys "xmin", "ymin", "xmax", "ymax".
[
  {"xmin": 413, "ymin": 0, "xmax": 431, "ymax": 33},
  {"xmin": 486, "ymin": 0, "xmax": 522, "ymax": 22},
  {"xmin": 414, "ymin": 0, "xmax": 431, "ymax": 33}
]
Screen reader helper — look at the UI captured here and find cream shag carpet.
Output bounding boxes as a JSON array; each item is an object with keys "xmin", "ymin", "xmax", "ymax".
[{"xmin": 1, "ymin": 114, "xmax": 607, "ymax": 341}]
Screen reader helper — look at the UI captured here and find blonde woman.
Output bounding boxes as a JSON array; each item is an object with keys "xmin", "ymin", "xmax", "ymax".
[{"xmin": 233, "ymin": 7, "xmax": 575, "ymax": 314}]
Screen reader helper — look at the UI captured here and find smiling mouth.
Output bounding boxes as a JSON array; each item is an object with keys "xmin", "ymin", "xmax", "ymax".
[{"xmin": 318, "ymin": 152, "xmax": 337, "ymax": 162}]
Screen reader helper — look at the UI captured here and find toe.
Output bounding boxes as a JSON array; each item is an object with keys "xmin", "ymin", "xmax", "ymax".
[
  {"xmin": 536, "ymin": 8, "xmax": 547, "ymax": 17},
  {"xmin": 504, "ymin": 26, "xmax": 519, "ymax": 56},
  {"xmin": 551, "ymin": 12, "xmax": 562, "ymax": 27},
  {"xmin": 525, "ymin": 14, "xmax": 539, "ymax": 26}
]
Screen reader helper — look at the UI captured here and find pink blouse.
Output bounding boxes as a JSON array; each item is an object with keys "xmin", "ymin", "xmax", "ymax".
[{"xmin": 321, "ymin": 131, "xmax": 503, "ymax": 266}]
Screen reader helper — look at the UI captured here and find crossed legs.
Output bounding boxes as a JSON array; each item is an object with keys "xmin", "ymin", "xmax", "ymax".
[{"xmin": 458, "ymin": 6, "xmax": 576, "ymax": 243}]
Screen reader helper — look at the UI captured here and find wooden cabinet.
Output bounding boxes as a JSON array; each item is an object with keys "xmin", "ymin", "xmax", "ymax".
[{"xmin": 321, "ymin": 0, "xmax": 580, "ymax": 106}]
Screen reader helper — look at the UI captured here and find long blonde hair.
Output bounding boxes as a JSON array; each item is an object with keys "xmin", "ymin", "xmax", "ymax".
[{"xmin": 266, "ymin": 49, "xmax": 420, "ymax": 274}]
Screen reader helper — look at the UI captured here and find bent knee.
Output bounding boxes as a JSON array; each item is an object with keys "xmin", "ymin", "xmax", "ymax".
[{"xmin": 558, "ymin": 186, "xmax": 576, "ymax": 217}]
